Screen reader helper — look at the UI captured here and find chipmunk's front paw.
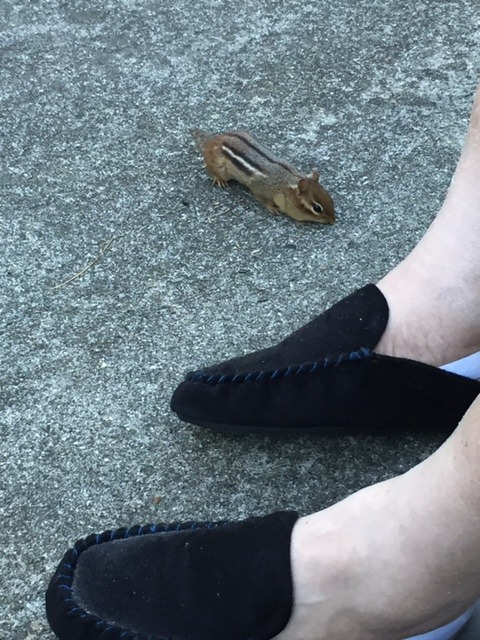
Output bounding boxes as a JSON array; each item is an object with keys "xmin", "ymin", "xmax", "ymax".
[{"xmin": 265, "ymin": 203, "xmax": 281, "ymax": 215}]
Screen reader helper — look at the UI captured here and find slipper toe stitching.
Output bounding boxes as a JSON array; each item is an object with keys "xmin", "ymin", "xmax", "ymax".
[{"xmin": 185, "ymin": 347, "xmax": 373, "ymax": 385}]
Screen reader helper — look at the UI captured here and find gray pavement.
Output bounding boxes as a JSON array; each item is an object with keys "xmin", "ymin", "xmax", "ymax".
[{"xmin": 1, "ymin": 0, "xmax": 480, "ymax": 638}]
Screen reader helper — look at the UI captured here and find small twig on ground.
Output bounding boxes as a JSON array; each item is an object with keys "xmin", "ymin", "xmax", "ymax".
[{"xmin": 50, "ymin": 232, "xmax": 118, "ymax": 290}]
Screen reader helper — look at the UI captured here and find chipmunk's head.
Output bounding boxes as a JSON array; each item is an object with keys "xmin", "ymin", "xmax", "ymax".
[{"xmin": 295, "ymin": 170, "xmax": 335, "ymax": 224}]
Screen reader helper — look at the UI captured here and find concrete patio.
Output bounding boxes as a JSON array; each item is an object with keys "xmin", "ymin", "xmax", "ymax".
[{"xmin": 1, "ymin": 0, "xmax": 480, "ymax": 637}]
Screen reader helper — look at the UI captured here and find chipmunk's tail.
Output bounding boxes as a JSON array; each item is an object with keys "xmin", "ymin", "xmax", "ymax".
[{"xmin": 191, "ymin": 129, "xmax": 211, "ymax": 151}]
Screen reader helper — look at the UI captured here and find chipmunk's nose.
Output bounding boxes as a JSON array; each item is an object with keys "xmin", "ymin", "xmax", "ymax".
[{"xmin": 327, "ymin": 210, "xmax": 336, "ymax": 224}]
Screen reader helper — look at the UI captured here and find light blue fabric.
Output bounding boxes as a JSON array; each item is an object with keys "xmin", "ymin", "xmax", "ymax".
[{"xmin": 402, "ymin": 602, "xmax": 477, "ymax": 640}]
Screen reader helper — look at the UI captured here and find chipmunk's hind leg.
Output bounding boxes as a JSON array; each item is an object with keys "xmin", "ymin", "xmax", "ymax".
[{"xmin": 202, "ymin": 137, "xmax": 231, "ymax": 188}]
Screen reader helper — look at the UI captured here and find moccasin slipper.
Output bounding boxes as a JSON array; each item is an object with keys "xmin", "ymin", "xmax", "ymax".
[
  {"xmin": 46, "ymin": 512, "xmax": 298, "ymax": 640},
  {"xmin": 170, "ymin": 285, "xmax": 480, "ymax": 435},
  {"xmin": 46, "ymin": 511, "xmax": 476, "ymax": 640}
]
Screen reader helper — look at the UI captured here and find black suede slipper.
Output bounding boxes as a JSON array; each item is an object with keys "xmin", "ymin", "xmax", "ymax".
[
  {"xmin": 170, "ymin": 285, "xmax": 480, "ymax": 435},
  {"xmin": 46, "ymin": 511, "xmax": 298, "ymax": 640}
]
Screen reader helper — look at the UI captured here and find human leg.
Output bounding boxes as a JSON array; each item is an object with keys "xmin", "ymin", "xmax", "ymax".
[
  {"xmin": 376, "ymin": 83, "xmax": 480, "ymax": 366},
  {"xmin": 276, "ymin": 393, "xmax": 480, "ymax": 640}
]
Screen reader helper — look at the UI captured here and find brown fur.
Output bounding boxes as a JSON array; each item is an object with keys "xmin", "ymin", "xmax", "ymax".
[{"xmin": 192, "ymin": 129, "xmax": 335, "ymax": 224}]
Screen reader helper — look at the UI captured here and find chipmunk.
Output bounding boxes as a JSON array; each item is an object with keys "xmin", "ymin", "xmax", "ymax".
[{"xmin": 192, "ymin": 129, "xmax": 335, "ymax": 224}]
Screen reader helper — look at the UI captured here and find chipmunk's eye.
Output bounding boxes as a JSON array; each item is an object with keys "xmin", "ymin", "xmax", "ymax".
[{"xmin": 312, "ymin": 203, "xmax": 324, "ymax": 214}]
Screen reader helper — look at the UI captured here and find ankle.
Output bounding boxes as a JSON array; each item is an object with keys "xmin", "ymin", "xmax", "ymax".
[
  {"xmin": 275, "ymin": 511, "xmax": 363, "ymax": 640},
  {"xmin": 277, "ymin": 464, "xmax": 480, "ymax": 640},
  {"xmin": 375, "ymin": 259, "xmax": 480, "ymax": 367}
]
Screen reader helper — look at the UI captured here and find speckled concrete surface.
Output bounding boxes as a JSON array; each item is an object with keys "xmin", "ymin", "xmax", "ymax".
[{"xmin": 1, "ymin": 0, "xmax": 480, "ymax": 638}]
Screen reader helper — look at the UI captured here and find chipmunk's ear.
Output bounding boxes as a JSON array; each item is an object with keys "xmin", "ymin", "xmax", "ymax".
[
  {"xmin": 298, "ymin": 170, "xmax": 320, "ymax": 193},
  {"xmin": 297, "ymin": 178, "xmax": 309, "ymax": 194}
]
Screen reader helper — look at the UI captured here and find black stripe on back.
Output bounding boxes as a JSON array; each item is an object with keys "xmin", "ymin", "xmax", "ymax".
[
  {"xmin": 221, "ymin": 147, "xmax": 254, "ymax": 176},
  {"xmin": 222, "ymin": 145, "xmax": 268, "ymax": 175},
  {"xmin": 232, "ymin": 134, "xmax": 297, "ymax": 175}
]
